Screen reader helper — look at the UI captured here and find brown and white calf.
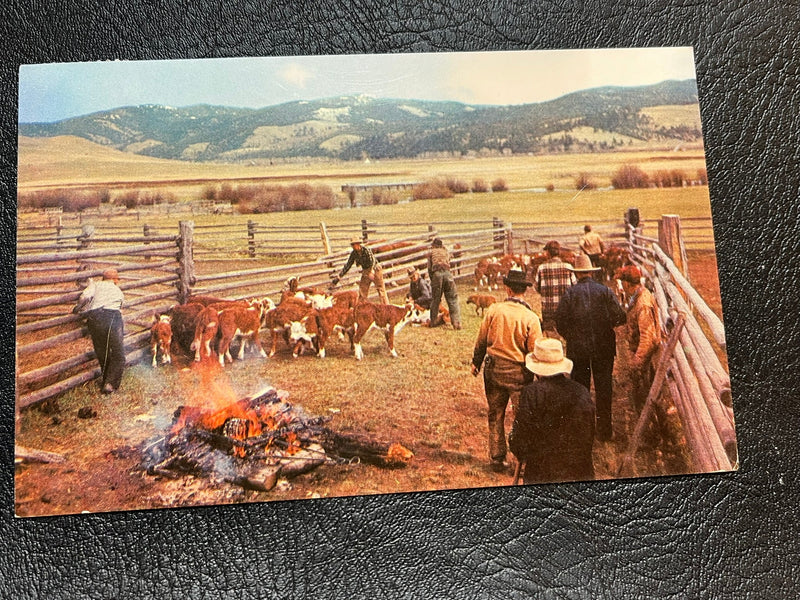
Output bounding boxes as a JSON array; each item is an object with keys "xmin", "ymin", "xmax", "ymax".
[
  {"xmin": 352, "ymin": 302, "xmax": 414, "ymax": 360},
  {"xmin": 314, "ymin": 303, "xmax": 356, "ymax": 358},
  {"xmin": 217, "ymin": 305, "xmax": 267, "ymax": 366},
  {"xmin": 150, "ymin": 314, "xmax": 173, "ymax": 367},
  {"xmin": 406, "ymin": 300, "xmax": 450, "ymax": 326},
  {"xmin": 190, "ymin": 306, "xmax": 220, "ymax": 362},
  {"xmin": 466, "ymin": 293, "xmax": 497, "ymax": 316},
  {"xmin": 168, "ymin": 303, "xmax": 205, "ymax": 355},
  {"xmin": 264, "ymin": 297, "xmax": 316, "ymax": 357}
]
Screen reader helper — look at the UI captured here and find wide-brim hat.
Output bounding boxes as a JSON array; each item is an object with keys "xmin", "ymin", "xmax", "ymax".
[
  {"xmin": 525, "ymin": 338, "xmax": 573, "ymax": 377},
  {"xmin": 407, "ymin": 266, "xmax": 418, "ymax": 276},
  {"xmin": 502, "ymin": 269, "xmax": 532, "ymax": 288},
  {"xmin": 567, "ymin": 254, "xmax": 600, "ymax": 272},
  {"xmin": 349, "ymin": 237, "xmax": 363, "ymax": 246}
]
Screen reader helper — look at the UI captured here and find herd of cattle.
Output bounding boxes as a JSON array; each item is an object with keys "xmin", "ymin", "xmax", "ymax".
[{"xmin": 149, "ymin": 243, "xmax": 631, "ymax": 369}]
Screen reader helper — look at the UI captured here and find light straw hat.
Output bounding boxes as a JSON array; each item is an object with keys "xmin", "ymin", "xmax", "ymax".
[
  {"xmin": 525, "ymin": 338, "xmax": 574, "ymax": 377},
  {"xmin": 567, "ymin": 254, "xmax": 600, "ymax": 272}
]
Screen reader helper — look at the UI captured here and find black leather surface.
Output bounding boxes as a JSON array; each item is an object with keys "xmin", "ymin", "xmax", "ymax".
[{"xmin": 3, "ymin": 1, "xmax": 799, "ymax": 598}]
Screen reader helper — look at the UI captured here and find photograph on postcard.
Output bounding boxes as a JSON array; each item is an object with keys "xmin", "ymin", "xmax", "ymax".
[{"xmin": 14, "ymin": 48, "xmax": 737, "ymax": 517}]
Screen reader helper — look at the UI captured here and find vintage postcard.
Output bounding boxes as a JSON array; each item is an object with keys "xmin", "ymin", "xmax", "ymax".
[{"xmin": 15, "ymin": 48, "xmax": 736, "ymax": 517}]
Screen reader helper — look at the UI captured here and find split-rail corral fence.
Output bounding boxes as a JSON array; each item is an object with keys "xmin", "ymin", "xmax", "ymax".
[{"xmin": 16, "ymin": 210, "xmax": 733, "ymax": 472}]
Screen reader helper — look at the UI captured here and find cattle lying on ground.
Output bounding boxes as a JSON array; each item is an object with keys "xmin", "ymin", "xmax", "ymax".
[
  {"xmin": 352, "ymin": 302, "xmax": 414, "ymax": 360},
  {"xmin": 466, "ymin": 294, "xmax": 497, "ymax": 316},
  {"xmin": 406, "ymin": 301, "xmax": 450, "ymax": 326},
  {"xmin": 150, "ymin": 314, "xmax": 173, "ymax": 367}
]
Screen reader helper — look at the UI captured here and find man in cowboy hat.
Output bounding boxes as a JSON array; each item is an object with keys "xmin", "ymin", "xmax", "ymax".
[
  {"xmin": 406, "ymin": 266, "xmax": 432, "ymax": 310},
  {"xmin": 555, "ymin": 254, "xmax": 626, "ymax": 440},
  {"xmin": 534, "ymin": 240, "xmax": 576, "ymax": 332},
  {"xmin": 332, "ymin": 237, "xmax": 389, "ymax": 304},
  {"xmin": 427, "ymin": 237, "xmax": 461, "ymax": 329},
  {"xmin": 509, "ymin": 338, "xmax": 595, "ymax": 484},
  {"xmin": 617, "ymin": 265, "xmax": 662, "ymax": 411},
  {"xmin": 471, "ymin": 269, "xmax": 542, "ymax": 471},
  {"xmin": 72, "ymin": 268, "xmax": 125, "ymax": 394}
]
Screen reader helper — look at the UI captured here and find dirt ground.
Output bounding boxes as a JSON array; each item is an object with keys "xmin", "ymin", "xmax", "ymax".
[{"xmin": 14, "ymin": 253, "xmax": 723, "ymax": 517}]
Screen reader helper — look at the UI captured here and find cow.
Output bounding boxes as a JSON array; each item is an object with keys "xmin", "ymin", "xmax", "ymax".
[
  {"xmin": 186, "ymin": 294, "xmax": 227, "ymax": 307},
  {"xmin": 190, "ymin": 306, "xmax": 220, "ymax": 362},
  {"xmin": 289, "ymin": 311, "xmax": 321, "ymax": 358},
  {"xmin": 529, "ymin": 248, "xmax": 578, "ymax": 275},
  {"xmin": 598, "ymin": 245, "xmax": 631, "ymax": 283},
  {"xmin": 332, "ymin": 290, "xmax": 360, "ymax": 310},
  {"xmin": 150, "ymin": 314, "xmax": 172, "ymax": 367},
  {"xmin": 167, "ymin": 303, "xmax": 205, "ymax": 354},
  {"xmin": 314, "ymin": 303, "xmax": 356, "ymax": 358},
  {"xmin": 474, "ymin": 257, "xmax": 496, "ymax": 290},
  {"xmin": 264, "ymin": 297, "xmax": 316, "ymax": 357},
  {"xmin": 351, "ymin": 302, "xmax": 414, "ymax": 360},
  {"xmin": 466, "ymin": 293, "xmax": 497, "ymax": 316},
  {"xmin": 217, "ymin": 305, "xmax": 267, "ymax": 366},
  {"xmin": 406, "ymin": 300, "xmax": 450, "ymax": 326}
]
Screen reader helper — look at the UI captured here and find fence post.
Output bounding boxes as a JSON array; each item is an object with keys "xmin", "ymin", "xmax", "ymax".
[
  {"xmin": 320, "ymin": 222, "xmax": 331, "ymax": 255},
  {"xmin": 78, "ymin": 225, "xmax": 95, "ymax": 250},
  {"xmin": 658, "ymin": 214, "xmax": 689, "ymax": 279},
  {"xmin": 247, "ymin": 220, "xmax": 256, "ymax": 258},
  {"xmin": 177, "ymin": 221, "xmax": 196, "ymax": 304},
  {"xmin": 505, "ymin": 226, "xmax": 514, "ymax": 255},
  {"xmin": 143, "ymin": 223, "xmax": 152, "ymax": 261},
  {"xmin": 361, "ymin": 219, "xmax": 369, "ymax": 242},
  {"xmin": 492, "ymin": 217, "xmax": 505, "ymax": 253}
]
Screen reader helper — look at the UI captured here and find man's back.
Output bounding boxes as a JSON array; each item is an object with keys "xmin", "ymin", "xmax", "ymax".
[{"xmin": 555, "ymin": 278, "xmax": 626, "ymax": 356}]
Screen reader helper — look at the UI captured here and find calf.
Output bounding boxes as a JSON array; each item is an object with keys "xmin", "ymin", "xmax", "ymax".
[
  {"xmin": 466, "ymin": 293, "xmax": 497, "ymax": 316},
  {"xmin": 150, "ymin": 314, "xmax": 173, "ymax": 367},
  {"xmin": 314, "ymin": 303, "xmax": 355, "ymax": 358},
  {"xmin": 186, "ymin": 294, "xmax": 227, "ymax": 307},
  {"xmin": 599, "ymin": 245, "xmax": 631, "ymax": 282},
  {"xmin": 289, "ymin": 311, "xmax": 321, "ymax": 358},
  {"xmin": 352, "ymin": 302, "xmax": 414, "ymax": 360},
  {"xmin": 217, "ymin": 305, "xmax": 267, "ymax": 367},
  {"xmin": 406, "ymin": 300, "xmax": 450, "ymax": 326},
  {"xmin": 264, "ymin": 297, "xmax": 316, "ymax": 357},
  {"xmin": 190, "ymin": 306, "xmax": 220, "ymax": 362},
  {"xmin": 168, "ymin": 303, "xmax": 205, "ymax": 354}
]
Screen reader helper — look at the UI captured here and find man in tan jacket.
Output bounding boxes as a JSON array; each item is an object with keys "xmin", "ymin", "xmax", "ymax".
[
  {"xmin": 618, "ymin": 265, "xmax": 662, "ymax": 410},
  {"xmin": 471, "ymin": 269, "xmax": 542, "ymax": 471}
]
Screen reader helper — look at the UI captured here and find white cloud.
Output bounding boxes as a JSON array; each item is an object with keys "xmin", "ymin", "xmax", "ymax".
[{"xmin": 279, "ymin": 63, "xmax": 312, "ymax": 88}]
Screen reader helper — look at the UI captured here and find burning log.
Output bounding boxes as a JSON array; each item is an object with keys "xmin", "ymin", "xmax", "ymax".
[{"xmin": 143, "ymin": 386, "xmax": 413, "ymax": 490}]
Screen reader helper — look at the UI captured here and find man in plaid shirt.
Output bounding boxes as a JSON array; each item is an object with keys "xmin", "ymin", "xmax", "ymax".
[{"xmin": 535, "ymin": 240, "xmax": 576, "ymax": 331}]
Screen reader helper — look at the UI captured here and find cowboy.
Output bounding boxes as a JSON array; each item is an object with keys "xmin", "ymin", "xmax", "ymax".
[
  {"xmin": 72, "ymin": 268, "xmax": 125, "ymax": 394},
  {"xmin": 471, "ymin": 269, "xmax": 542, "ymax": 471},
  {"xmin": 534, "ymin": 240, "xmax": 576, "ymax": 331},
  {"xmin": 509, "ymin": 338, "xmax": 595, "ymax": 484},
  {"xmin": 617, "ymin": 265, "xmax": 662, "ymax": 411},
  {"xmin": 332, "ymin": 237, "xmax": 389, "ymax": 304},
  {"xmin": 406, "ymin": 266, "xmax": 432, "ymax": 310},
  {"xmin": 555, "ymin": 254, "xmax": 626, "ymax": 441},
  {"xmin": 427, "ymin": 237, "xmax": 462, "ymax": 329},
  {"xmin": 579, "ymin": 224, "xmax": 605, "ymax": 268}
]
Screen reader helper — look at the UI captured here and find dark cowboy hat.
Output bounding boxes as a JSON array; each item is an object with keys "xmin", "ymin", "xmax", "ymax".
[
  {"xmin": 502, "ymin": 269, "xmax": 532, "ymax": 288},
  {"xmin": 431, "ymin": 237, "xmax": 443, "ymax": 247}
]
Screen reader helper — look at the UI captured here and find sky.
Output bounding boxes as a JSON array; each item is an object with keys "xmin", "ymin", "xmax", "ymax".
[{"xmin": 18, "ymin": 47, "xmax": 697, "ymax": 123}]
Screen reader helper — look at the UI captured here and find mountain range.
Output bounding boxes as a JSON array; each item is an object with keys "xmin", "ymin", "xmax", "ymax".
[{"xmin": 19, "ymin": 79, "xmax": 701, "ymax": 162}]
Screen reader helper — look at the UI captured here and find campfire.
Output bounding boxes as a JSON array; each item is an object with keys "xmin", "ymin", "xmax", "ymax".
[{"xmin": 144, "ymin": 387, "xmax": 413, "ymax": 491}]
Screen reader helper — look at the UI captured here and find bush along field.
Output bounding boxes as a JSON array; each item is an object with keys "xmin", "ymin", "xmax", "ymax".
[{"xmin": 15, "ymin": 277, "xmax": 698, "ymax": 516}]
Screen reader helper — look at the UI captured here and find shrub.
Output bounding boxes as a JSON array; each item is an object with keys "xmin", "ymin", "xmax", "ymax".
[
  {"xmin": 116, "ymin": 191, "xmax": 140, "ymax": 209},
  {"xmin": 611, "ymin": 164, "xmax": 650, "ymax": 189},
  {"xmin": 19, "ymin": 189, "xmax": 106, "ymax": 212},
  {"xmin": 490, "ymin": 178, "xmax": 508, "ymax": 192},
  {"xmin": 237, "ymin": 184, "xmax": 336, "ymax": 214},
  {"xmin": 370, "ymin": 188, "xmax": 399, "ymax": 206},
  {"xmin": 471, "ymin": 179, "xmax": 489, "ymax": 193},
  {"xmin": 413, "ymin": 180, "xmax": 454, "ymax": 201},
  {"xmin": 201, "ymin": 185, "xmax": 217, "ymax": 201},
  {"xmin": 445, "ymin": 177, "xmax": 470, "ymax": 194},
  {"xmin": 652, "ymin": 169, "xmax": 686, "ymax": 188},
  {"xmin": 574, "ymin": 172, "xmax": 597, "ymax": 191}
]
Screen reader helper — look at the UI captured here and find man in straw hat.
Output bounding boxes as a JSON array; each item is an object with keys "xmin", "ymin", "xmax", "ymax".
[
  {"xmin": 555, "ymin": 254, "xmax": 626, "ymax": 440},
  {"xmin": 471, "ymin": 269, "xmax": 542, "ymax": 471},
  {"xmin": 406, "ymin": 266, "xmax": 432, "ymax": 310},
  {"xmin": 72, "ymin": 268, "xmax": 125, "ymax": 394},
  {"xmin": 617, "ymin": 265, "xmax": 662, "ymax": 411},
  {"xmin": 427, "ymin": 237, "xmax": 461, "ymax": 329},
  {"xmin": 332, "ymin": 237, "xmax": 389, "ymax": 304},
  {"xmin": 509, "ymin": 337, "xmax": 595, "ymax": 484},
  {"xmin": 534, "ymin": 240, "xmax": 576, "ymax": 332}
]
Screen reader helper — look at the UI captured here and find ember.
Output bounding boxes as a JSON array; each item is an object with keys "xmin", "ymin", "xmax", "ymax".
[{"xmin": 144, "ymin": 386, "xmax": 413, "ymax": 491}]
